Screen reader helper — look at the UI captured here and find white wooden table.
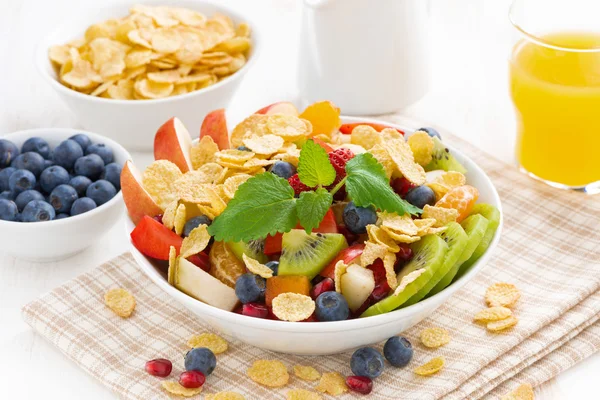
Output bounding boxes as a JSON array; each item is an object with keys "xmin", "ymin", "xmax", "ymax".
[{"xmin": 0, "ymin": 0, "xmax": 597, "ymax": 398}]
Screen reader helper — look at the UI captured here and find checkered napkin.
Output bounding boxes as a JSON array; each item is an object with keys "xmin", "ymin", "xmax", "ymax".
[{"xmin": 22, "ymin": 131, "xmax": 600, "ymax": 400}]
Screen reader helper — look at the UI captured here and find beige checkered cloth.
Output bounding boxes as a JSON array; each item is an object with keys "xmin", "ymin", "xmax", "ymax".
[{"xmin": 22, "ymin": 131, "xmax": 600, "ymax": 400}]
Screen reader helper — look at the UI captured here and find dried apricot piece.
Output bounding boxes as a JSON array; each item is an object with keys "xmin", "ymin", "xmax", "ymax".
[
  {"xmin": 435, "ymin": 185, "xmax": 479, "ymax": 222},
  {"xmin": 265, "ymin": 275, "xmax": 311, "ymax": 307}
]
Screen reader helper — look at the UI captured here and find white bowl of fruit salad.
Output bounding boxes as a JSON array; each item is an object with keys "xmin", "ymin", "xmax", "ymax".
[{"xmin": 124, "ymin": 101, "xmax": 502, "ymax": 355}]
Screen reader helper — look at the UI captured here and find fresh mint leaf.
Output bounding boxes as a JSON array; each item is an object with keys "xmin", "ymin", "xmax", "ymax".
[
  {"xmin": 208, "ymin": 173, "xmax": 297, "ymax": 241},
  {"xmin": 297, "ymin": 139, "xmax": 336, "ymax": 187},
  {"xmin": 345, "ymin": 153, "xmax": 422, "ymax": 215},
  {"xmin": 296, "ymin": 188, "xmax": 333, "ymax": 233}
]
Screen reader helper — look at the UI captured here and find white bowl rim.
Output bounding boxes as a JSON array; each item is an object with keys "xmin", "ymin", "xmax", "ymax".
[
  {"xmin": 35, "ymin": 0, "xmax": 263, "ymax": 106},
  {"xmin": 0, "ymin": 127, "xmax": 131, "ymax": 227},
  {"xmin": 129, "ymin": 116, "xmax": 503, "ymax": 333}
]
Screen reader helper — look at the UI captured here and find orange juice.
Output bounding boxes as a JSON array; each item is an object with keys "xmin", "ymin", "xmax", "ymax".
[{"xmin": 510, "ymin": 32, "xmax": 600, "ymax": 187}]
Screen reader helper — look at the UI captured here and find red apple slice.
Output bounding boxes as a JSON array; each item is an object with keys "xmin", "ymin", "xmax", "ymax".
[
  {"xmin": 154, "ymin": 117, "xmax": 193, "ymax": 173},
  {"xmin": 320, "ymin": 243, "xmax": 365, "ymax": 280},
  {"xmin": 200, "ymin": 109, "xmax": 230, "ymax": 150},
  {"xmin": 255, "ymin": 101, "xmax": 299, "ymax": 116},
  {"xmin": 120, "ymin": 160, "xmax": 163, "ymax": 225}
]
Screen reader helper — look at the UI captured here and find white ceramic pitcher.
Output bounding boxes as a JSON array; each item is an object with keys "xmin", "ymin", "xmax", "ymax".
[{"xmin": 298, "ymin": 0, "xmax": 430, "ymax": 115}]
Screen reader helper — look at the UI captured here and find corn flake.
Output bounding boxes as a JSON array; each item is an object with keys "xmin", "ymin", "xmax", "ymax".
[
  {"xmin": 383, "ymin": 252, "xmax": 399, "ymax": 290},
  {"xmin": 369, "ymin": 144, "xmax": 395, "ymax": 179},
  {"xmin": 216, "ymin": 149, "xmax": 256, "ymax": 165},
  {"xmin": 174, "ymin": 203, "xmax": 187, "ymax": 235},
  {"xmin": 486, "ymin": 283, "xmax": 521, "ymax": 308},
  {"xmin": 394, "ymin": 268, "xmax": 426, "ymax": 296},
  {"xmin": 205, "ymin": 392, "xmax": 246, "ymax": 400},
  {"xmin": 180, "ymin": 224, "xmax": 211, "ymax": 258},
  {"xmin": 414, "ymin": 357, "xmax": 445, "ymax": 376},
  {"xmin": 293, "ymin": 365, "xmax": 321, "ymax": 381},
  {"xmin": 367, "ymin": 225, "xmax": 400, "ymax": 253},
  {"xmin": 381, "ymin": 227, "xmax": 422, "ymax": 244},
  {"xmin": 168, "ymin": 246, "xmax": 178, "ymax": 285},
  {"xmin": 104, "ymin": 288, "xmax": 136, "ymax": 318},
  {"xmin": 243, "ymin": 134, "xmax": 284, "ymax": 155},
  {"xmin": 408, "ymin": 131, "xmax": 434, "ymax": 166},
  {"xmin": 162, "ymin": 200, "xmax": 178, "ymax": 230},
  {"xmin": 247, "ymin": 360, "xmax": 290, "ymax": 388},
  {"xmin": 386, "ymin": 137, "xmax": 426, "ymax": 185},
  {"xmin": 223, "ymin": 174, "xmax": 251, "ymax": 199},
  {"xmin": 421, "ymin": 205, "xmax": 459, "ymax": 228},
  {"xmin": 501, "ymin": 383, "xmax": 534, "ymax": 400},
  {"xmin": 187, "ymin": 333, "xmax": 228, "ymax": 354},
  {"xmin": 287, "ymin": 389, "xmax": 323, "ymax": 400},
  {"xmin": 272, "ymin": 293, "xmax": 316, "ymax": 322},
  {"xmin": 267, "ymin": 115, "xmax": 311, "ymax": 140},
  {"xmin": 473, "ymin": 306, "xmax": 513, "ymax": 323},
  {"xmin": 360, "ymin": 241, "xmax": 388, "ymax": 267},
  {"xmin": 142, "ymin": 160, "xmax": 183, "ymax": 209},
  {"xmin": 315, "ymin": 372, "xmax": 348, "ymax": 396},
  {"xmin": 487, "ymin": 315, "xmax": 519, "ymax": 332},
  {"xmin": 230, "ymin": 114, "xmax": 270, "ymax": 148},
  {"xmin": 333, "ymin": 260, "xmax": 348, "ymax": 293},
  {"xmin": 242, "ymin": 253, "xmax": 273, "ymax": 279},
  {"xmin": 378, "ymin": 211, "xmax": 419, "ymax": 236},
  {"xmin": 162, "ymin": 381, "xmax": 202, "ymax": 397},
  {"xmin": 420, "ymin": 327, "xmax": 450, "ymax": 348},
  {"xmin": 350, "ymin": 125, "xmax": 383, "ymax": 150}
]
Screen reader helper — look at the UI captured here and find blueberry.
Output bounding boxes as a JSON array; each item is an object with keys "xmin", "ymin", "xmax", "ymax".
[
  {"xmin": 269, "ymin": 161, "xmax": 296, "ymax": 179},
  {"xmin": 40, "ymin": 165, "xmax": 70, "ymax": 193},
  {"xmin": 49, "ymin": 184, "xmax": 78, "ymax": 213},
  {"xmin": 0, "ymin": 139, "xmax": 19, "ymax": 168},
  {"xmin": 350, "ymin": 347, "xmax": 385, "ymax": 379},
  {"xmin": 11, "ymin": 152, "xmax": 45, "ymax": 177},
  {"xmin": 22, "ymin": 200, "xmax": 55, "ymax": 222},
  {"xmin": 183, "ymin": 215, "xmax": 212, "ymax": 237},
  {"xmin": 237, "ymin": 146, "xmax": 251, "ymax": 152},
  {"xmin": 8, "ymin": 169, "xmax": 36, "ymax": 194},
  {"xmin": 235, "ymin": 273, "xmax": 266, "ymax": 304},
  {"xmin": 55, "ymin": 213, "xmax": 69, "ymax": 219},
  {"xmin": 69, "ymin": 176, "xmax": 92, "ymax": 197},
  {"xmin": 184, "ymin": 347, "xmax": 216, "ymax": 376},
  {"xmin": 315, "ymin": 291, "xmax": 349, "ymax": 322},
  {"xmin": 0, "ymin": 167, "xmax": 16, "ymax": 191},
  {"xmin": 86, "ymin": 179, "xmax": 116, "ymax": 206},
  {"xmin": 43, "ymin": 159, "xmax": 54, "ymax": 169},
  {"xmin": 100, "ymin": 162, "xmax": 122, "ymax": 190},
  {"xmin": 21, "ymin": 137, "xmax": 50, "ymax": 159},
  {"xmin": 404, "ymin": 185, "xmax": 436, "ymax": 209},
  {"xmin": 383, "ymin": 336, "xmax": 413, "ymax": 368},
  {"xmin": 0, "ymin": 199, "xmax": 18, "ymax": 221},
  {"xmin": 343, "ymin": 202, "xmax": 377, "ymax": 234},
  {"xmin": 0, "ymin": 191, "xmax": 14, "ymax": 200},
  {"xmin": 86, "ymin": 143, "xmax": 113, "ymax": 164},
  {"xmin": 265, "ymin": 261, "xmax": 279, "ymax": 276},
  {"xmin": 417, "ymin": 127, "xmax": 441, "ymax": 139},
  {"xmin": 69, "ymin": 133, "xmax": 92, "ymax": 152},
  {"xmin": 14, "ymin": 190, "xmax": 45, "ymax": 212},
  {"xmin": 74, "ymin": 154, "xmax": 105, "ymax": 180},
  {"xmin": 52, "ymin": 139, "xmax": 83, "ymax": 170},
  {"xmin": 71, "ymin": 197, "xmax": 97, "ymax": 216}
]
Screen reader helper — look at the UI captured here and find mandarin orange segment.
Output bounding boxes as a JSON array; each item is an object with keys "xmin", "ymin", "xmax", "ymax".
[
  {"xmin": 209, "ymin": 241, "xmax": 246, "ymax": 288},
  {"xmin": 265, "ymin": 275, "xmax": 311, "ymax": 307},
  {"xmin": 435, "ymin": 185, "xmax": 479, "ymax": 222},
  {"xmin": 299, "ymin": 100, "xmax": 341, "ymax": 137}
]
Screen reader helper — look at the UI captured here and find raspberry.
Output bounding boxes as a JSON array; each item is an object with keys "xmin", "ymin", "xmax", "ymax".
[{"xmin": 288, "ymin": 174, "xmax": 312, "ymax": 196}]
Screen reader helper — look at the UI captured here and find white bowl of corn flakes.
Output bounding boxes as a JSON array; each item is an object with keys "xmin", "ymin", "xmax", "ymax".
[{"xmin": 36, "ymin": 1, "xmax": 259, "ymax": 151}]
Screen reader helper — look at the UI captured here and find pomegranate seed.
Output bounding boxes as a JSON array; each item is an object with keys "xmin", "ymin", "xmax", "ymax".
[
  {"xmin": 145, "ymin": 358, "xmax": 172, "ymax": 377},
  {"xmin": 391, "ymin": 177, "xmax": 415, "ymax": 197},
  {"xmin": 396, "ymin": 245, "xmax": 413, "ymax": 262},
  {"xmin": 187, "ymin": 252, "xmax": 210, "ymax": 272},
  {"xmin": 242, "ymin": 302, "xmax": 269, "ymax": 319},
  {"xmin": 267, "ymin": 307, "xmax": 280, "ymax": 320},
  {"xmin": 346, "ymin": 375, "xmax": 373, "ymax": 394},
  {"xmin": 370, "ymin": 281, "xmax": 391, "ymax": 302},
  {"xmin": 152, "ymin": 214, "xmax": 164, "ymax": 224},
  {"xmin": 301, "ymin": 312, "xmax": 318, "ymax": 322},
  {"xmin": 233, "ymin": 304, "xmax": 244, "ymax": 314},
  {"xmin": 311, "ymin": 278, "xmax": 335, "ymax": 300},
  {"xmin": 179, "ymin": 370, "xmax": 205, "ymax": 389},
  {"xmin": 368, "ymin": 259, "xmax": 387, "ymax": 283},
  {"xmin": 352, "ymin": 298, "xmax": 373, "ymax": 318},
  {"xmin": 338, "ymin": 225, "xmax": 359, "ymax": 245}
]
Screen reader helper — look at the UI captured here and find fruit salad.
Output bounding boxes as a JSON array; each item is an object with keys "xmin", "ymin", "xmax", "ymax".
[{"xmin": 124, "ymin": 101, "xmax": 500, "ymax": 322}]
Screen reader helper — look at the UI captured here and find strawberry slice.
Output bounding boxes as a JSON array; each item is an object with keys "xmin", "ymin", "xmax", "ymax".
[
  {"xmin": 328, "ymin": 148, "xmax": 354, "ymax": 181},
  {"xmin": 131, "ymin": 216, "xmax": 183, "ymax": 260}
]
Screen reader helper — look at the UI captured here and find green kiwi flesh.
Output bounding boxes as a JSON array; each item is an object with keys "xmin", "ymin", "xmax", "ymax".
[
  {"xmin": 425, "ymin": 137, "xmax": 467, "ymax": 174},
  {"xmin": 228, "ymin": 239, "xmax": 268, "ymax": 264}
]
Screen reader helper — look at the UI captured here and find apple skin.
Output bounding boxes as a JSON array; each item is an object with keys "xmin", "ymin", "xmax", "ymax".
[
  {"xmin": 130, "ymin": 215, "xmax": 183, "ymax": 260},
  {"xmin": 154, "ymin": 117, "xmax": 193, "ymax": 172},
  {"xmin": 319, "ymin": 243, "xmax": 365, "ymax": 280},
  {"xmin": 255, "ymin": 101, "xmax": 299, "ymax": 116},
  {"xmin": 120, "ymin": 160, "xmax": 163, "ymax": 225},
  {"xmin": 200, "ymin": 109, "xmax": 230, "ymax": 150}
]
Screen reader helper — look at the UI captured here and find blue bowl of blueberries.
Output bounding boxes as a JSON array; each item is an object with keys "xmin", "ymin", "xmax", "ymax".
[{"xmin": 0, "ymin": 128, "xmax": 130, "ymax": 261}]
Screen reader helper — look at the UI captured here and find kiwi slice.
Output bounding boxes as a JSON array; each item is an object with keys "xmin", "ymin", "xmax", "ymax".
[
  {"xmin": 402, "ymin": 222, "xmax": 468, "ymax": 307},
  {"xmin": 456, "ymin": 204, "xmax": 501, "ymax": 278},
  {"xmin": 428, "ymin": 214, "xmax": 489, "ymax": 297},
  {"xmin": 360, "ymin": 235, "xmax": 448, "ymax": 317},
  {"xmin": 228, "ymin": 239, "xmax": 268, "ymax": 264},
  {"xmin": 425, "ymin": 137, "xmax": 467, "ymax": 174},
  {"xmin": 278, "ymin": 229, "xmax": 348, "ymax": 279}
]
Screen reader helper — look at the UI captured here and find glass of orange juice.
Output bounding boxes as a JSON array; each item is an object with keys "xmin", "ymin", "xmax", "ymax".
[{"xmin": 509, "ymin": 0, "xmax": 600, "ymax": 193}]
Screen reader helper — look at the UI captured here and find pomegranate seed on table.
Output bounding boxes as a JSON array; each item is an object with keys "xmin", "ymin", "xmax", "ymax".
[
  {"xmin": 179, "ymin": 370, "xmax": 206, "ymax": 389},
  {"xmin": 346, "ymin": 375, "xmax": 373, "ymax": 394},
  {"xmin": 145, "ymin": 358, "xmax": 172, "ymax": 377},
  {"xmin": 310, "ymin": 277, "xmax": 335, "ymax": 300},
  {"xmin": 242, "ymin": 302, "xmax": 269, "ymax": 319}
]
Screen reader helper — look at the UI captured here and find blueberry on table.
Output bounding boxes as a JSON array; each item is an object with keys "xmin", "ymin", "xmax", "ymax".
[
  {"xmin": 269, "ymin": 161, "xmax": 296, "ymax": 179},
  {"xmin": 69, "ymin": 175, "xmax": 92, "ymax": 197},
  {"xmin": 235, "ymin": 273, "xmax": 266, "ymax": 304},
  {"xmin": 55, "ymin": 213, "xmax": 69, "ymax": 219},
  {"xmin": 417, "ymin": 127, "xmax": 442, "ymax": 139},
  {"xmin": 8, "ymin": 169, "xmax": 36, "ymax": 194},
  {"xmin": 52, "ymin": 139, "xmax": 83, "ymax": 170},
  {"xmin": 383, "ymin": 336, "xmax": 413, "ymax": 368},
  {"xmin": 0, "ymin": 167, "xmax": 16, "ymax": 191},
  {"xmin": 86, "ymin": 179, "xmax": 116, "ymax": 206},
  {"xmin": 11, "ymin": 152, "xmax": 45, "ymax": 177},
  {"xmin": 343, "ymin": 201, "xmax": 377, "ymax": 234},
  {"xmin": 0, "ymin": 191, "xmax": 14, "ymax": 200},
  {"xmin": 86, "ymin": 143, "xmax": 113, "ymax": 165},
  {"xmin": 21, "ymin": 137, "xmax": 50, "ymax": 159},
  {"xmin": 74, "ymin": 154, "xmax": 105, "ymax": 180},
  {"xmin": 0, "ymin": 199, "xmax": 18, "ymax": 221},
  {"xmin": 22, "ymin": 200, "xmax": 55, "ymax": 222},
  {"xmin": 265, "ymin": 260, "xmax": 279, "ymax": 276},
  {"xmin": 70, "ymin": 197, "xmax": 97, "ymax": 216},
  {"xmin": 0, "ymin": 139, "xmax": 19, "ymax": 168},
  {"xmin": 40, "ymin": 165, "xmax": 70, "ymax": 193},
  {"xmin": 14, "ymin": 190, "xmax": 45, "ymax": 212},
  {"xmin": 184, "ymin": 347, "xmax": 216, "ymax": 376},
  {"xmin": 404, "ymin": 185, "xmax": 436, "ymax": 209},
  {"xmin": 49, "ymin": 184, "xmax": 78, "ymax": 213},
  {"xmin": 350, "ymin": 347, "xmax": 385, "ymax": 379},
  {"xmin": 69, "ymin": 133, "xmax": 92, "ymax": 152},
  {"xmin": 183, "ymin": 215, "xmax": 212, "ymax": 237},
  {"xmin": 100, "ymin": 162, "xmax": 122, "ymax": 190},
  {"xmin": 315, "ymin": 291, "xmax": 349, "ymax": 322}
]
